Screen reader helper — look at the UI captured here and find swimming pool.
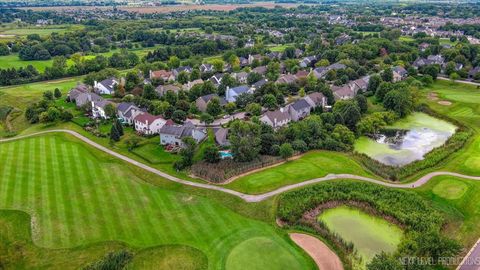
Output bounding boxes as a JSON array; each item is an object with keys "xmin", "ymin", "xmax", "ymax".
[{"xmin": 219, "ymin": 150, "xmax": 233, "ymax": 159}]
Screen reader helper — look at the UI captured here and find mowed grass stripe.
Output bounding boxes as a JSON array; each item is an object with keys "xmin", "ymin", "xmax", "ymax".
[
  {"xmin": 46, "ymin": 136, "xmax": 63, "ymax": 246},
  {"xmin": 78, "ymin": 151, "xmax": 114, "ymax": 241},
  {"xmin": 111, "ymin": 170, "xmax": 159, "ymax": 245},
  {"xmin": 37, "ymin": 136, "xmax": 55, "ymax": 245},
  {"xmin": 57, "ymin": 143, "xmax": 77, "ymax": 246},
  {"xmin": 6, "ymin": 139, "xmax": 25, "ymax": 206},
  {"xmin": 0, "ymin": 143, "xmax": 15, "ymax": 203},
  {"xmin": 87, "ymin": 159, "xmax": 133, "ymax": 242},
  {"xmin": 69, "ymin": 145, "xmax": 95, "ymax": 243},
  {"xmin": 146, "ymin": 189, "xmax": 184, "ymax": 244},
  {"xmin": 108, "ymin": 167, "xmax": 152, "ymax": 245}
]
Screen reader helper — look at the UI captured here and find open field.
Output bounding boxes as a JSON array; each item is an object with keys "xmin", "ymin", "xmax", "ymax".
[
  {"xmin": 0, "ymin": 133, "xmax": 315, "ymax": 269},
  {"xmin": 0, "ymin": 23, "xmax": 84, "ymax": 41},
  {"xmin": 225, "ymin": 151, "xmax": 374, "ymax": 194},
  {"xmin": 0, "ymin": 77, "xmax": 79, "ymax": 136},
  {"xmin": 318, "ymin": 206, "xmax": 403, "ymax": 263},
  {"xmin": 21, "ymin": 2, "xmax": 304, "ymax": 13},
  {"xmin": 0, "ymin": 46, "xmax": 157, "ymax": 72}
]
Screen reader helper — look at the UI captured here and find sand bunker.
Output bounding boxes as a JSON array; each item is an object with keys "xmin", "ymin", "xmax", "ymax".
[
  {"xmin": 438, "ymin": 100, "xmax": 452, "ymax": 106},
  {"xmin": 290, "ymin": 233, "xmax": 344, "ymax": 270}
]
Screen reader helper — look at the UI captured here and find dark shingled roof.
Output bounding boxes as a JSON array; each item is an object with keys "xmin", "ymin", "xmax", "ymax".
[{"xmin": 291, "ymin": 98, "xmax": 311, "ymax": 111}]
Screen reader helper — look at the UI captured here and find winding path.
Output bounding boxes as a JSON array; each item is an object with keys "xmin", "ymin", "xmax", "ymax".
[{"xmin": 1, "ymin": 129, "xmax": 480, "ymax": 203}]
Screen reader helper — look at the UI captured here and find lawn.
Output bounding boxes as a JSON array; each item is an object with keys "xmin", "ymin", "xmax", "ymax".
[
  {"xmin": 0, "ymin": 77, "xmax": 80, "ymax": 136},
  {"xmin": 0, "ymin": 133, "xmax": 315, "ymax": 269},
  {"xmin": 226, "ymin": 150, "xmax": 374, "ymax": 194},
  {"xmin": 267, "ymin": 43, "xmax": 294, "ymax": 52},
  {"xmin": 416, "ymin": 175, "xmax": 480, "ymax": 248},
  {"xmin": 0, "ymin": 23, "xmax": 84, "ymax": 41}
]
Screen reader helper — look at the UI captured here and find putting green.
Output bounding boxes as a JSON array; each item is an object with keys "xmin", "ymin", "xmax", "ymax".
[
  {"xmin": 225, "ymin": 236, "xmax": 304, "ymax": 270},
  {"xmin": 318, "ymin": 206, "xmax": 403, "ymax": 263},
  {"xmin": 432, "ymin": 179, "xmax": 468, "ymax": 200}
]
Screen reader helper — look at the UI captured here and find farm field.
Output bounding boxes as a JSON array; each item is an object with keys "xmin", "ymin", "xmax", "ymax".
[
  {"xmin": 225, "ymin": 150, "xmax": 374, "ymax": 194},
  {"xmin": 0, "ymin": 133, "xmax": 315, "ymax": 269},
  {"xmin": 318, "ymin": 206, "xmax": 403, "ymax": 263}
]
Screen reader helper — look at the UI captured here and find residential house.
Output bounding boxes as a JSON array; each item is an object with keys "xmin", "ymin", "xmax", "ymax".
[
  {"xmin": 134, "ymin": 113, "xmax": 167, "ymax": 135},
  {"xmin": 311, "ymin": 67, "xmax": 329, "ymax": 79},
  {"xmin": 245, "ymin": 39, "xmax": 255, "ymax": 48},
  {"xmin": 172, "ymin": 66, "xmax": 193, "ymax": 78},
  {"xmin": 276, "ymin": 74, "xmax": 297, "ymax": 84},
  {"xmin": 226, "ymin": 85, "xmax": 251, "ymax": 103},
  {"xmin": 392, "ymin": 66, "xmax": 408, "ymax": 82},
  {"xmin": 74, "ymin": 92, "xmax": 103, "ymax": 108},
  {"xmin": 210, "ymin": 73, "xmax": 224, "ymax": 87},
  {"xmin": 248, "ymin": 54, "xmax": 263, "ymax": 65},
  {"xmin": 419, "ymin": 42, "xmax": 430, "ymax": 52},
  {"xmin": 335, "ymin": 34, "xmax": 351, "ymax": 45},
  {"xmin": 266, "ymin": 51, "xmax": 282, "ymax": 60},
  {"xmin": 351, "ymin": 76, "xmax": 370, "ymax": 92},
  {"xmin": 233, "ymin": 71, "xmax": 249, "ymax": 84},
  {"xmin": 328, "ymin": 62, "xmax": 347, "ymax": 71},
  {"xmin": 200, "ymin": 63, "xmax": 214, "ymax": 73},
  {"xmin": 155, "ymin": 84, "xmax": 181, "ymax": 97},
  {"xmin": 251, "ymin": 78, "xmax": 268, "ymax": 91},
  {"xmin": 239, "ymin": 57, "xmax": 249, "ymax": 67},
  {"xmin": 182, "ymin": 79, "xmax": 204, "ymax": 91},
  {"xmin": 427, "ymin": 55, "xmax": 445, "ymax": 65},
  {"xmin": 159, "ymin": 123, "xmax": 207, "ymax": 147},
  {"xmin": 332, "ymin": 84, "xmax": 357, "ymax": 100},
  {"xmin": 117, "ymin": 102, "xmax": 144, "ymax": 125},
  {"xmin": 260, "ymin": 108, "xmax": 291, "ymax": 129},
  {"xmin": 295, "ymin": 49, "xmax": 304, "ymax": 58},
  {"xmin": 252, "ymin": 66, "xmax": 267, "ymax": 76},
  {"xmin": 288, "ymin": 98, "xmax": 312, "ymax": 121},
  {"xmin": 213, "ymin": 127, "xmax": 230, "ymax": 146},
  {"xmin": 295, "ymin": 70, "xmax": 309, "ymax": 80},
  {"xmin": 299, "ymin": 56, "xmax": 317, "ymax": 68},
  {"xmin": 195, "ymin": 94, "xmax": 227, "ymax": 112},
  {"xmin": 91, "ymin": 100, "xmax": 113, "ymax": 119},
  {"xmin": 94, "ymin": 77, "xmax": 118, "ymax": 95},
  {"xmin": 305, "ymin": 92, "xmax": 327, "ymax": 109},
  {"xmin": 67, "ymin": 84, "xmax": 89, "ymax": 102},
  {"xmin": 149, "ymin": 70, "xmax": 175, "ymax": 82},
  {"xmin": 469, "ymin": 67, "xmax": 480, "ymax": 79}
]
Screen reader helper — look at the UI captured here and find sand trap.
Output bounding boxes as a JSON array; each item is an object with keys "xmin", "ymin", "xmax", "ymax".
[
  {"xmin": 290, "ymin": 233, "xmax": 344, "ymax": 270},
  {"xmin": 438, "ymin": 100, "xmax": 452, "ymax": 106},
  {"xmin": 428, "ymin": 92, "xmax": 439, "ymax": 101}
]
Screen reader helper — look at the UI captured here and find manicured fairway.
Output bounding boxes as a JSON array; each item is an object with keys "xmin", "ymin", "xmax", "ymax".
[
  {"xmin": 226, "ymin": 150, "xmax": 373, "ymax": 194},
  {"xmin": 318, "ymin": 206, "xmax": 403, "ymax": 263},
  {"xmin": 416, "ymin": 175, "xmax": 480, "ymax": 247},
  {"xmin": 0, "ymin": 134, "xmax": 314, "ymax": 269}
]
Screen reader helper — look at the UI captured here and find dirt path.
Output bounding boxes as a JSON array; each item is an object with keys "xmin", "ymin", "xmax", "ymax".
[
  {"xmin": 290, "ymin": 233, "xmax": 344, "ymax": 270},
  {"xmin": 1, "ymin": 130, "xmax": 480, "ymax": 202}
]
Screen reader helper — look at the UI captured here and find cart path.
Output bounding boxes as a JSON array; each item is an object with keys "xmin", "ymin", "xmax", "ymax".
[{"xmin": 1, "ymin": 130, "xmax": 480, "ymax": 203}]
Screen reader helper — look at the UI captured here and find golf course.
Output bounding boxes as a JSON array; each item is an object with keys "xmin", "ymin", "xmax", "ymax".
[{"xmin": 1, "ymin": 75, "xmax": 480, "ymax": 269}]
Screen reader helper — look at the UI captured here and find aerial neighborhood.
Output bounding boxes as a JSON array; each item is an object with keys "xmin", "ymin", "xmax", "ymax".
[{"xmin": 1, "ymin": 2, "xmax": 480, "ymax": 269}]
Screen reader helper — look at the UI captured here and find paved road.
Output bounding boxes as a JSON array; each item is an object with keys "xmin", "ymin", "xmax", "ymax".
[
  {"xmin": 458, "ymin": 239, "xmax": 480, "ymax": 270},
  {"xmin": 1, "ymin": 130, "xmax": 480, "ymax": 202},
  {"xmin": 437, "ymin": 76, "xmax": 480, "ymax": 87}
]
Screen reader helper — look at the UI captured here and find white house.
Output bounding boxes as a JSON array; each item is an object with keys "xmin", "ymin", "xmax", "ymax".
[
  {"xmin": 134, "ymin": 113, "xmax": 167, "ymax": 135},
  {"xmin": 94, "ymin": 77, "xmax": 118, "ymax": 95},
  {"xmin": 91, "ymin": 100, "xmax": 113, "ymax": 119}
]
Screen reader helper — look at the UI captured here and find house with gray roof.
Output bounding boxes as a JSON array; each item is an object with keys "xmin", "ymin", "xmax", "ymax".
[
  {"xmin": 305, "ymin": 92, "xmax": 327, "ymax": 108},
  {"xmin": 233, "ymin": 71, "xmax": 249, "ymax": 84},
  {"xmin": 392, "ymin": 66, "xmax": 408, "ymax": 82},
  {"xmin": 288, "ymin": 98, "xmax": 312, "ymax": 121},
  {"xmin": 117, "ymin": 102, "xmax": 144, "ymax": 125},
  {"xmin": 172, "ymin": 66, "xmax": 193, "ymax": 77},
  {"xmin": 213, "ymin": 127, "xmax": 230, "ymax": 146},
  {"xmin": 200, "ymin": 63, "xmax": 214, "ymax": 73},
  {"xmin": 468, "ymin": 67, "xmax": 480, "ymax": 79},
  {"xmin": 159, "ymin": 123, "xmax": 207, "ymax": 147},
  {"xmin": 195, "ymin": 94, "xmax": 227, "ymax": 112},
  {"xmin": 74, "ymin": 92, "xmax": 103, "ymax": 108},
  {"xmin": 94, "ymin": 77, "xmax": 118, "ymax": 95},
  {"xmin": 155, "ymin": 84, "xmax": 181, "ymax": 97},
  {"xmin": 299, "ymin": 56, "xmax": 317, "ymax": 68},
  {"xmin": 332, "ymin": 84, "xmax": 357, "ymax": 100},
  {"xmin": 252, "ymin": 66, "xmax": 267, "ymax": 76},
  {"xmin": 251, "ymin": 78, "xmax": 268, "ymax": 91},
  {"xmin": 226, "ymin": 85, "xmax": 252, "ymax": 103},
  {"xmin": 260, "ymin": 107, "xmax": 291, "ymax": 129}
]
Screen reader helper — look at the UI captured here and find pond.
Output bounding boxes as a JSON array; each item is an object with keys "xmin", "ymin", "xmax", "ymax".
[
  {"xmin": 318, "ymin": 206, "xmax": 403, "ymax": 264},
  {"xmin": 354, "ymin": 112, "xmax": 457, "ymax": 166}
]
